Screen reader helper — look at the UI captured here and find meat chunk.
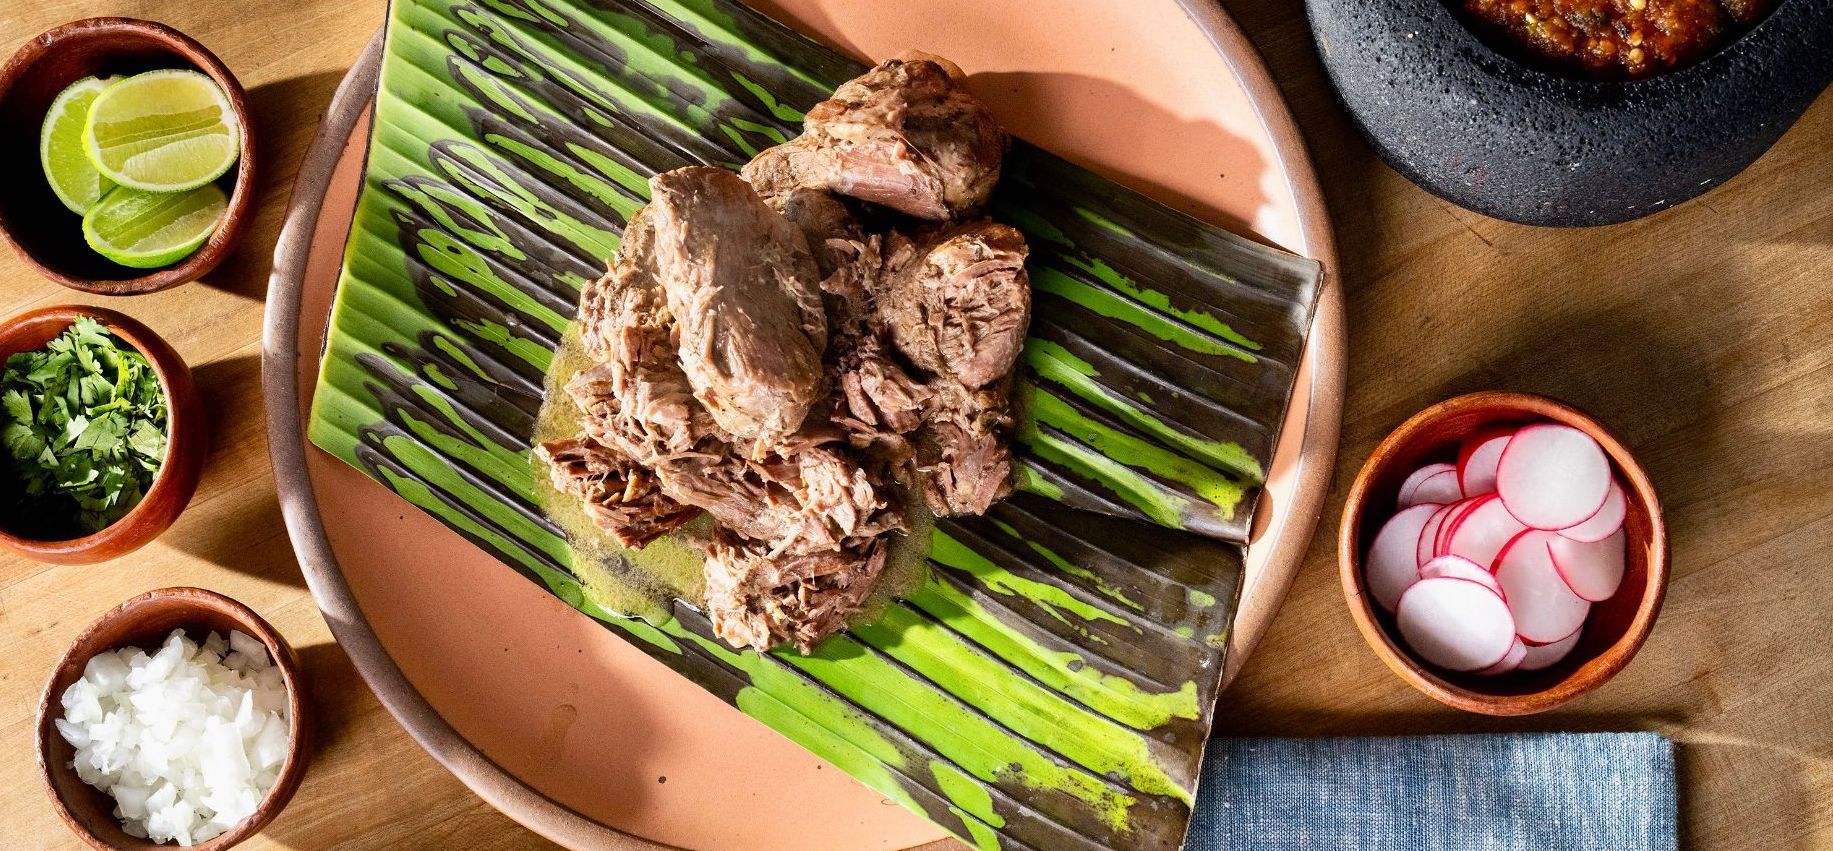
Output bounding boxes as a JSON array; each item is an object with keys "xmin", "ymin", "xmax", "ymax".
[
  {"xmin": 702, "ymin": 531, "xmax": 888, "ymax": 653},
  {"xmin": 833, "ymin": 334, "xmax": 930, "ymax": 437},
  {"xmin": 741, "ymin": 58, "xmax": 1007, "ymax": 221},
  {"xmin": 920, "ymin": 378, "xmax": 1015, "ymax": 516},
  {"xmin": 551, "ymin": 51, "xmax": 1029, "ymax": 655},
  {"xmin": 878, "ymin": 221, "xmax": 1031, "ymax": 389},
  {"xmin": 659, "ymin": 444, "xmax": 901, "ymax": 556},
  {"xmin": 646, "ymin": 166, "xmax": 828, "ymax": 447},
  {"xmin": 766, "ymin": 186, "xmax": 867, "ymax": 281},
  {"xmin": 537, "ymin": 436, "xmax": 698, "ymax": 547},
  {"xmin": 567, "ymin": 246, "xmax": 715, "ymax": 467}
]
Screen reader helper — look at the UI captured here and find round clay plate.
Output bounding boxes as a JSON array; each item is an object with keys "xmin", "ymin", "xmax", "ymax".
[{"xmin": 264, "ymin": 2, "xmax": 1344, "ymax": 848}]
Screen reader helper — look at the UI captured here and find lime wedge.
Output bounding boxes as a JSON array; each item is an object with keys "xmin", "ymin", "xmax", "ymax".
[
  {"xmin": 40, "ymin": 76, "xmax": 119, "ymax": 214},
  {"xmin": 83, "ymin": 70, "xmax": 239, "ymax": 193},
  {"xmin": 82, "ymin": 184, "xmax": 227, "ymax": 269}
]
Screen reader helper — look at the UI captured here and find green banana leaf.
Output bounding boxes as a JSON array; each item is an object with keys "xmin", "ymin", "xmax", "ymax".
[{"xmin": 308, "ymin": 1, "xmax": 1323, "ymax": 848}]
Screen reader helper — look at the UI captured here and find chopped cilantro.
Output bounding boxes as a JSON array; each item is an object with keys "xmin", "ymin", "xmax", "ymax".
[{"xmin": 1, "ymin": 317, "xmax": 168, "ymax": 536}]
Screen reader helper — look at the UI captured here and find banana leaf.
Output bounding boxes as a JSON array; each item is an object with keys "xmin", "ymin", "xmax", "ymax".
[{"xmin": 308, "ymin": 1, "xmax": 1323, "ymax": 848}]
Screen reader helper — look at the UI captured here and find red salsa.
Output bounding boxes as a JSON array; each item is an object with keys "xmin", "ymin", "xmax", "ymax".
[{"xmin": 1461, "ymin": 0, "xmax": 1778, "ymax": 78}]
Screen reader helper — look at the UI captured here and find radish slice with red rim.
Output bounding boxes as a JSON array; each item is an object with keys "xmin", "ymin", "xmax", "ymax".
[
  {"xmin": 1417, "ymin": 504, "xmax": 1454, "ymax": 567},
  {"xmin": 1548, "ymin": 527, "xmax": 1628, "ymax": 602},
  {"xmin": 1420, "ymin": 554, "xmax": 1503, "ymax": 598},
  {"xmin": 1518, "ymin": 627, "xmax": 1581, "ymax": 671},
  {"xmin": 1458, "ymin": 426, "xmax": 1514, "ymax": 497},
  {"xmin": 1411, "ymin": 469, "xmax": 1464, "ymax": 507},
  {"xmin": 1559, "ymin": 479, "xmax": 1626, "ymax": 543},
  {"xmin": 1367, "ymin": 504, "xmax": 1441, "ymax": 612},
  {"xmin": 1434, "ymin": 496, "xmax": 1491, "ymax": 557},
  {"xmin": 1475, "ymin": 638, "xmax": 1527, "ymax": 676},
  {"xmin": 1496, "ymin": 424, "xmax": 1611, "ymax": 530},
  {"xmin": 1442, "ymin": 496, "xmax": 1528, "ymax": 568},
  {"xmin": 1494, "ymin": 532, "xmax": 1592, "ymax": 643},
  {"xmin": 1398, "ymin": 462, "xmax": 1457, "ymax": 507},
  {"xmin": 1395, "ymin": 577, "xmax": 1516, "ymax": 672}
]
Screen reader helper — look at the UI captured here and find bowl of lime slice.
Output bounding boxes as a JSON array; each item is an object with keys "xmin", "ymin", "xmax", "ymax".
[{"xmin": 0, "ymin": 18, "xmax": 255, "ymax": 296}]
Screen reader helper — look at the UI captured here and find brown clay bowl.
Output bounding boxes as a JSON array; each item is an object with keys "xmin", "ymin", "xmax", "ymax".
[
  {"xmin": 1339, "ymin": 390, "xmax": 1668, "ymax": 715},
  {"xmin": 0, "ymin": 17, "xmax": 256, "ymax": 295},
  {"xmin": 37, "ymin": 588, "xmax": 311, "ymax": 850},
  {"xmin": 0, "ymin": 305, "xmax": 206, "ymax": 563}
]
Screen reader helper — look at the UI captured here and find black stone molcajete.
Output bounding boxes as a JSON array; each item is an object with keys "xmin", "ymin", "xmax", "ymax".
[{"xmin": 1307, "ymin": 0, "xmax": 1833, "ymax": 226}]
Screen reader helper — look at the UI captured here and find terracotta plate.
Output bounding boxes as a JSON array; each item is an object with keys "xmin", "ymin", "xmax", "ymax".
[{"xmin": 264, "ymin": 2, "xmax": 1343, "ymax": 848}]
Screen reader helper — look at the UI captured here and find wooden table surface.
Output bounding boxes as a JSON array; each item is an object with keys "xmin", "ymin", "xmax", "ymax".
[{"xmin": 2, "ymin": 0, "xmax": 1828, "ymax": 848}]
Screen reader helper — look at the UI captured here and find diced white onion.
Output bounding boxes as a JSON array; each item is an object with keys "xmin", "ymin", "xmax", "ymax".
[{"xmin": 56, "ymin": 629, "xmax": 290, "ymax": 846}]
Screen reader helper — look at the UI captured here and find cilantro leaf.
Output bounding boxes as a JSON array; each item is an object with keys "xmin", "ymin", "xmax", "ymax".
[{"xmin": 0, "ymin": 318, "xmax": 168, "ymax": 535}]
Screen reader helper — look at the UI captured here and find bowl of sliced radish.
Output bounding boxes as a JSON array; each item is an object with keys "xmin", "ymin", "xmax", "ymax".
[{"xmin": 1340, "ymin": 390, "xmax": 1667, "ymax": 715}]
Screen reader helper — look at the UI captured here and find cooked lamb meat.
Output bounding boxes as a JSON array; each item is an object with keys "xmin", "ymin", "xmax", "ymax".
[
  {"xmin": 920, "ymin": 377, "xmax": 1015, "ymax": 516},
  {"xmin": 567, "ymin": 264, "xmax": 715, "ymax": 466},
  {"xmin": 834, "ymin": 334, "xmax": 930, "ymax": 437},
  {"xmin": 547, "ymin": 50, "xmax": 1032, "ymax": 655},
  {"xmin": 646, "ymin": 167, "xmax": 828, "ymax": 448},
  {"xmin": 766, "ymin": 187, "xmax": 867, "ymax": 280},
  {"xmin": 661, "ymin": 443, "xmax": 901, "ymax": 556},
  {"xmin": 702, "ymin": 530, "xmax": 888, "ymax": 653},
  {"xmin": 537, "ymin": 436, "xmax": 699, "ymax": 547},
  {"xmin": 878, "ymin": 221, "xmax": 1031, "ymax": 389},
  {"xmin": 741, "ymin": 58, "xmax": 1008, "ymax": 221}
]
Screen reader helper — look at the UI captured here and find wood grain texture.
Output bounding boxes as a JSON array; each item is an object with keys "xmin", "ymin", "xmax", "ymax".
[{"xmin": 1, "ymin": 1, "xmax": 1829, "ymax": 850}]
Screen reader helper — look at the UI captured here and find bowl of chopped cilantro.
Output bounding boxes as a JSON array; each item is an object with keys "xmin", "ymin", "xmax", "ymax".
[{"xmin": 0, "ymin": 305, "xmax": 204, "ymax": 562}]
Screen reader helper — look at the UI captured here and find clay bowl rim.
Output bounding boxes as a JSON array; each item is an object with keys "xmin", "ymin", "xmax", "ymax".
[
  {"xmin": 1338, "ymin": 390, "xmax": 1669, "ymax": 716},
  {"xmin": 35, "ymin": 587, "xmax": 312, "ymax": 851},
  {"xmin": 0, "ymin": 16, "xmax": 257, "ymax": 296},
  {"xmin": 0, "ymin": 304, "xmax": 206, "ymax": 564}
]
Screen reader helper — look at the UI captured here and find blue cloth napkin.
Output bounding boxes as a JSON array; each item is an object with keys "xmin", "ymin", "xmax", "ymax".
[{"xmin": 1190, "ymin": 733, "xmax": 1677, "ymax": 851}]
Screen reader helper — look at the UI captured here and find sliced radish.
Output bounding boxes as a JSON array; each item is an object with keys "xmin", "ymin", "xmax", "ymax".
[
  {"xmin": 1395, "ymin": 577, "xmax": 1516, "ymax": 671},
  {"xmin": 1442, "ymin": 497, "xmax": 1529, "ymax": 568},
  {"xmin": 1495, "ymin": 424, "xmax": 1611, "ymax": 530},
  {"xmin": 1411, "ymin": 469, "xmax": 1464, "ymax": 507},
  {"xmin": 1559, "ymin": 479, "xmax": 1626, "ymax": 543},
  {"xmin": 1397, "ymin": 462, "xmax": 1457, "ymax": 507},
  {"xmin": 1420, "ymin": 554, "xmax": 1503, "ymax": 598},
  {"xmin": 1457, "ymin": 426, "xmax": 1514, "ymax": 497},
  {"xmin": 1433, "ymin": 496, "xmax": 1491, "ymax": 557},
  {"xmin": 1548, "ymin": 527, "xmax": 1628, "ymax": 602},
  {"xmin": 1366, "ymin": 504, "xmax": 1441, "ymax": 612},
  {"xmin": 1494, "ymin": 532, "xmax": 1592, "ymax": 643},
  {"xmin": 1518, "ymin": 627, "xmax": 1581, "ymax": 671},
  {"xmin": 1475, "ymin": 638, "xmax": 1527, "ymax": 676},
  {"xmin": 1417, "ymin": 504, "xmax": 1454, "ymax": 567}
]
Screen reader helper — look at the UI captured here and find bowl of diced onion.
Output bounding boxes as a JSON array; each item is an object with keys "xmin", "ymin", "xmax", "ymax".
[{"xmin": 36, "ymin": 587, "xmax": 309, "ymax": 849}]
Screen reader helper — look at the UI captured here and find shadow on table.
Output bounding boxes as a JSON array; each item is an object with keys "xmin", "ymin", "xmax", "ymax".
[
  {"xmin": 160, "ymin": 352, "xmax": 309, "ymax": 589},
  {"xmin": 200, "ymin": 70, "xmax": 352, "ymax": 304}
]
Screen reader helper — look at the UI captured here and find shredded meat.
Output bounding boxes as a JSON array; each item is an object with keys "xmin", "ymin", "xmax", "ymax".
[
  {"xmin": 702, "ymin": 531, "xmax": 888, "ymax": 654},
  {"xmin": 647, "ymin": 167, "xmax": 828, "ymax": 447},
  {"xmin": 767, "ymin": 187, "xmax": 867, "ymax": 281},
  {"xmin": 920, "ymin": 377, "xmax": 1016, "ymax": 516},
  {"xmin": 742, "ymin": 57, "xmax": 1007, "ymax": 221},
  {"xmin": 659, "ymin": 444, "xmax": 902, "ymax": 557},
  {"xmin": 537, "ymin": 436, "xmax": 699, "ymax": 547},
  {"xmin": 568, "ymin": 212, "xmax": 717, "ymax": 465},
  {"xmin": 878, "ymin": 221, "xmax": 1031, "ymax": 389},
  {"xmin": 548, "ymin": 51, "xmax": 1027, "ymax": 654}
]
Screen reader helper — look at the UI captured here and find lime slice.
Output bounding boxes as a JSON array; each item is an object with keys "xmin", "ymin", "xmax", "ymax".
[
  {"xmin": 82, "ymin": 184, "xmax": 227, "ymax": 269},
  {"xmin": 40, "ymin": 76, "xmax": 119, "ymax": 214},
  {"xmin": 83, "ymin": 70, "xmax": 239, "ymax": 193}
]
